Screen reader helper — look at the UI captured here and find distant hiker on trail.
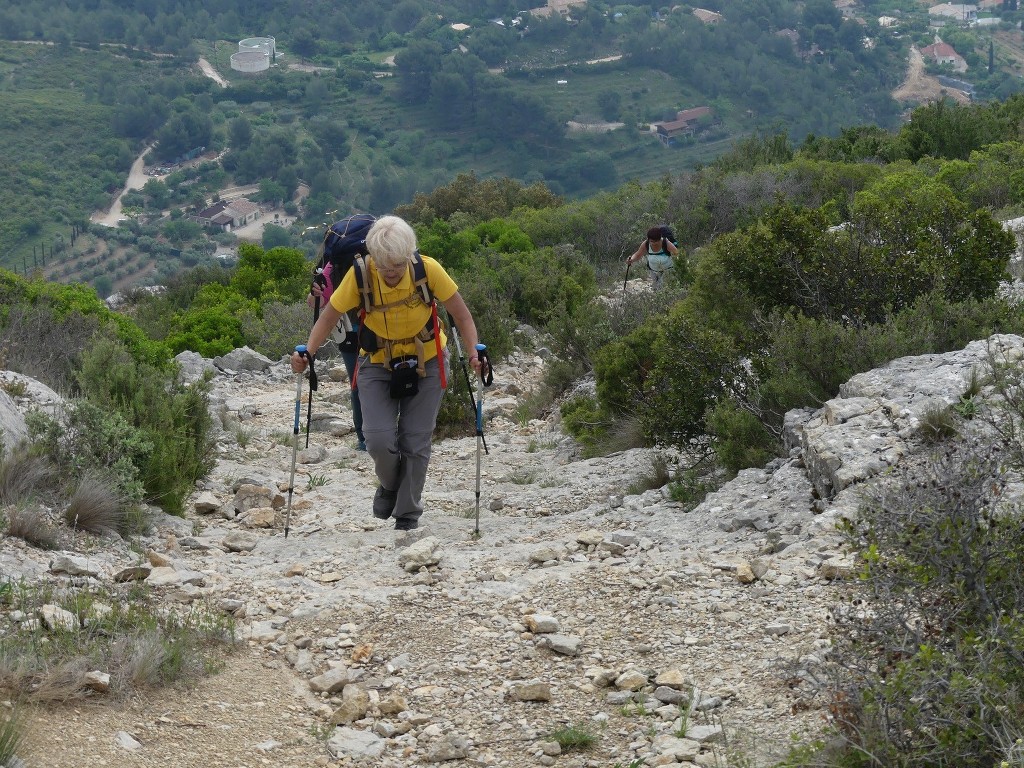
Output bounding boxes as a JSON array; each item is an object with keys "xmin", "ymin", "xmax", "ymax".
[
  {"xmin": 626, "ymin": 225, "xmax": 679, "ymax": 288},
  {"xmin": 292, "ymin": 215, "xmax": 484, "ymax": 531},
  {"xmin": 308, "ymin": 264, "xmax": 365, "ymax": 451}
]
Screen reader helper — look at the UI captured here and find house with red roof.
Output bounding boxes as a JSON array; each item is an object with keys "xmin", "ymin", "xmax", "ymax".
[
  {"xmin": 652, "ymin": 107, "xmax": 716, "ymax": 146},
  {"xmin": 921, "ymin": 41, "xmax": 968, "ymax": 72}
]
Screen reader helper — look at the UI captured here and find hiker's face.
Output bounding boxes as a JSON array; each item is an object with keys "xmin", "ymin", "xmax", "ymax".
[
  {"xmin": 378, "ymin": 262, "xmax": 406, "ymax": 287},
  {"xmin": 649, "ymin": 236, "xmax": 662, "ymax": 246}
]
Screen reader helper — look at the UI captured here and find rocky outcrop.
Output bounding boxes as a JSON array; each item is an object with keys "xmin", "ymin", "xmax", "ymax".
[
  {"xmin": 787, "ymin": 333, "xmax": 1021, "ymax": 512},
  {"xmin": 0, "ymin": 371, "xmax": 63, "ymax": 454}
]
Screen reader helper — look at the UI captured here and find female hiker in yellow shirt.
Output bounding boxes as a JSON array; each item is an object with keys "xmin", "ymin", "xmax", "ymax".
[{"xmin": 292, "ymin": 215, "xmax": 483, "ymax": 531}]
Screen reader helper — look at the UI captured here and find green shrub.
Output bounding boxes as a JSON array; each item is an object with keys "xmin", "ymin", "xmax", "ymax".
[
  {"xmin": 0, "ymin": 271, "xmax": 171, "ymax": 370},
  {"xmin": 26, "ymin": 400, "xmax": 150, "ymax": 505},
  {"xmin": 74, "ymin": 337, "xmax": 215, "ymax": 515},
  {"xmin": 706, "ymin": 292, "xmax": 1024, "ymax": 471},
  {"xmin": 593, "ymin": 321, "xmax": 660, "ymax": 419},
  {"xmin": 231, "ymin": 243, "xmax": 311, "ymax": 303},
  {"xmin": 805, "ymin": 439, "xmax": 1024, "ymax": 768},
  {"xmin": 240, "ymin": 300, "xmax": 311, "ymax": 359},
  {"xmin": 645, "ymin": 303, "xmax": 742, "ymax": 444},
  {"xmin": 699, "ymin": 191, "xmax": 1013, "ymax": 329},
  {"xmin": 668, "ymin": 465, "xmax": 721, "ymax": 510},
  {"xmin": 446, "ymin": 276, "xmax": 516, "ymax": 360},
  {"xmin": 557, "ymin": 397, "xmax": 651, "ymax": 456},
  {"xmin": 560, "ymin": 394, "xmax": 610, "ymax": 456},
  {"xmin": 164, "ymin": 282, "xmax": 260, "ymax": 357},
  {"xmin": 515, "ymin": 358, "xmax": 579, "ymax": 423},
  {"xmin": 706, "ymin": 399, "xmax": 778, "ymax": 474}
]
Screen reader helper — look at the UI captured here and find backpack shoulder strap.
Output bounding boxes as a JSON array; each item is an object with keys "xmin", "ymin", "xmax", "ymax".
[
  {"xmin": 411, "ymin": 251, "xmax": 433, "ymax": 306},
  {"xmin": 352, "ymin": 255, "xmax": 374, "ymax": 314}
]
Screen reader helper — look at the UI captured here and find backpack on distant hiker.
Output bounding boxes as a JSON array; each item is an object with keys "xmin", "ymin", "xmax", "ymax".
[
  {"xmin": 313, "ymin": 214, "xmax": 377, "ymax": 352},
  {"xmin": 657, "ymin": 224, "xmax": 676, "ymax": 246}
]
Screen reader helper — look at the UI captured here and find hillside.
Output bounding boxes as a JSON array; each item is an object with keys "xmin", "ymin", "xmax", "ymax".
[{"xmin": 0, "ymin": 0, "xmax": 970, "ymax": 285}]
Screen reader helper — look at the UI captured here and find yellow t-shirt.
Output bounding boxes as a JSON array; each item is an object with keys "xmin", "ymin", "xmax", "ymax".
[{"xmin": 328, "ymin": 254, "xmax": 457, "ymax": 364}]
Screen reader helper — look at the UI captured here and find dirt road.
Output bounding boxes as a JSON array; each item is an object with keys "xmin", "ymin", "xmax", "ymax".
[
  {"xmin": 893, "ymin": 45, "xmax": 970, "ymax": 107},
  {"xmin": 90, "ymin": 145, "xmax": 152, "ymax": 227},
  {"xmin": 197, "ymin": 57, "xmax": 229, "ymax": 88}
]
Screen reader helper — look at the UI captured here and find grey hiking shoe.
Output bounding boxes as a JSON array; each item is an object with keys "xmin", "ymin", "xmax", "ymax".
[
  {"xmin": 393, "ymin": 518, "xmax": 419, "ymax": 531},
  {"xmin": 372, "ymin": 486, "xmax": 397, "ymax": 519}
]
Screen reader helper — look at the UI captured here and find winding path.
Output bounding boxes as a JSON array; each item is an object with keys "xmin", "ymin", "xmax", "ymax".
[{"xmin": 90, "ymin": 144, "xmax": 152, "ymax": 227}]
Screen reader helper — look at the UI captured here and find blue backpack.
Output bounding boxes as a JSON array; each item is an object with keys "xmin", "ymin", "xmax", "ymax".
[
  {"xmin": 314, "ymin": 214, "xmax": 377, "ymax": 348},
  {"xmin": 318, "ymin": 213, "xmax": 376, "ymax": 279}
]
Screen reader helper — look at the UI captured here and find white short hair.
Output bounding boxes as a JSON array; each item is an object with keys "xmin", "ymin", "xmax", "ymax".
[{"xmin": 366, "ymin": 215, "xmax": 417, "ymax": 269}]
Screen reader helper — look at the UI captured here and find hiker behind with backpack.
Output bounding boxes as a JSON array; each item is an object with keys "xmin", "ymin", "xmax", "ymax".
[
  {"xmin": 291, "ymin": 215, "xmax": 484, "ymax": 531},
  {"xmin": 626, "ymin": 225, "xmax": 678, "ymax": 288},
  {"xmin": 309, "ymin": 266, "xmax": 366, "ymax": 451}
]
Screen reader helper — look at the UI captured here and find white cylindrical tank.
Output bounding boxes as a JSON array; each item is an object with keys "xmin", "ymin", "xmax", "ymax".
[
  {"xmin": 230, "ymin": 50, "xmax": 270, "ymax": 73},
  {"xmin": 238, "ymin": 37, "xmax": 276, "ymax": 58}
]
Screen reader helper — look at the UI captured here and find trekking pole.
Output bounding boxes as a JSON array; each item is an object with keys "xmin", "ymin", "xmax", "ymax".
[
  {"xmin": 473, "ymin": 343, "xmax": 494, "ymax": 537},
  {"xmin": 302, "ymin": 347, "xmax": 318, "ymax": 448},
  {"xmin": 305, "ymin": 271, "xmax": 327, "ymax": 447},
  {"xmin": 312, "ymin": 269, "xmax": 326, "ymax": 323},
  {"xmin": 623, "ymin": 261, "xmax": 631, "ymax": 294},
  {"xmin": 449, "ymin": 320, "xmax": 488, "ymax": 454},
  {"xmin": 284, "ymin": 345, "xmax": 314, "ymax": 538}
]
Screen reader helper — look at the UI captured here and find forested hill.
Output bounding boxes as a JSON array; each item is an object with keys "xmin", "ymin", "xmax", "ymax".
[{"xmin": 2, "ymin": 0, "xmax": 996, "ymax": 270}]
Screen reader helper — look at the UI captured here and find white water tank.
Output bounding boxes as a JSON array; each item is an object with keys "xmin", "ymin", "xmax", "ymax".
[
  {"xmin": 238, "ymin": 37, "xmax": 276, "ymax": 58},
  {"xmin": 230, "ymin": 50, "xmax": 269, "ymax": 73}
]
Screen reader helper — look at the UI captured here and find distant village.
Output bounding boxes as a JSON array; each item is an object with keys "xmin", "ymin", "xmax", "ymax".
[{"xmin": 491, "ymin": 0, "xmax": 998, "ymax": 145}]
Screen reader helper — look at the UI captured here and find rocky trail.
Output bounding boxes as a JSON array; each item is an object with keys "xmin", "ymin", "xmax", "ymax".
[{"xmin": 10, "ymin": 324, "xmax": 1004, "ymax": 767}]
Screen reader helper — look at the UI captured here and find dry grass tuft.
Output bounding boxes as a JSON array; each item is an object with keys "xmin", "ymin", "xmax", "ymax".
[
  {"xmin": 5, "ymin": 505, "xmax": 60, "ymax": 550},
  {"xmin": 122, "ymin": 630, "xmax": 170, "ymax": 690},
  {"xmin": 918, "ymin": 403, "xmax": 959, "ymax": 443},
  {"xmin": 23, "ymin": 658, "xmax": 92, "ymax": 704},
  {"xmin": 0, "ymin": 447, "xmax": 55, "ymax": 506},
  {"xmin": 64, "ymin": 472, "xmax": 125, "ymax": 537},
  {"xmin": 625, "ymin": 453, "xmax": 674, "ymax": 496},
  {"xmin": 600, "ymin": 414, "xmax": 648, "ymax": 455}
]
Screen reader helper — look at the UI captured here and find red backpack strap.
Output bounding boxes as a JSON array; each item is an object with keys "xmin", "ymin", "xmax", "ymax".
[{"xmin": 431, "ymin": 302, "xmax": 446, "ymax": 388}]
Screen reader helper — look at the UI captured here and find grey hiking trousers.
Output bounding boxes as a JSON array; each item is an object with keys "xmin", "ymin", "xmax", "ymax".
[{"xmin": 356, "ymin": 354, "xmax": 447, "ymax": 526}]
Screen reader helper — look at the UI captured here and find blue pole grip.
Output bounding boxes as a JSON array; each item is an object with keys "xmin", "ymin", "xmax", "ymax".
[
  {"xmin": 296, "ymin": 344, "xmax": 307, "ymax": 354},
  {"xmin": 475, "ymin": 343, "xmax": 486, "ymax": 352}
]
